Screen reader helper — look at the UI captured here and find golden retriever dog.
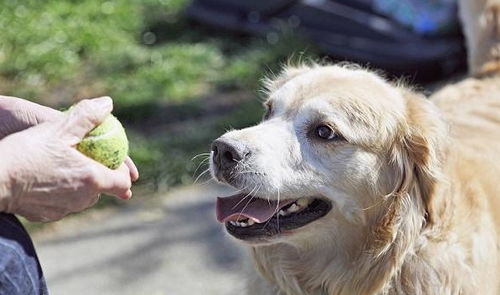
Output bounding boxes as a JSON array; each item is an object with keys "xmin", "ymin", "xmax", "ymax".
[{"xmin": 209, "ymin": 0, "xmax": 500, "ymax": 294}]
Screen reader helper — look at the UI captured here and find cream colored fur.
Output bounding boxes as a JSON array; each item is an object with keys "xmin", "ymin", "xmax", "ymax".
[
  {"xmin": 231, "ymin": 64, "xmax": 499, "ymax": 295},
  {"xmin": 459, "ymin": 0, "xmax": 500, "ymax": 75},
  {"xmin": 213, "ymin": 1, "xmax": 500, "ymax": 294}
]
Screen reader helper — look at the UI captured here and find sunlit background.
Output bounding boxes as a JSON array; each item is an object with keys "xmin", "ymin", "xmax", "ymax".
[{"xmin": 0, "ymin": 0, "xmax": 324, "ymax": 196}]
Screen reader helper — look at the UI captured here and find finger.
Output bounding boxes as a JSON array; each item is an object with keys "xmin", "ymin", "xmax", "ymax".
[
  {"xmin": 125, "ymin": 157, "xmax": 139, "ymax": 182},
  {"xmin": 21, "ymin": 100, "xmax": 64, "ymax": 124},
  {"xmin": 91, "ymin": 162, "xmax": 132, "ymax": 200},
  {"xmin": 59, "ymin": 97, "xmax": 113, "ymax": 144},
  {"xmin": 1, "ymin": 96, "xmax": 64, "ymax": 124}
]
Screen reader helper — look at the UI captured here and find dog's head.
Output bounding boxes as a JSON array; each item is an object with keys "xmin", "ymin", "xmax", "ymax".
[{"xmin": 210, "ymin": 64, "xmax": 445, "ymax": 246}]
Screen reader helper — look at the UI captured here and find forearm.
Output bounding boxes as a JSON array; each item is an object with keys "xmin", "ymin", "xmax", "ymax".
[
  {"xmin": 0, "ymin": 97, "xmax": 28, "ymax": 209},
  {"xmin": 0, "ymin": 140, "xmax": 13, "ymax": 212},
  {"xmin": 0, "ymin": 96, "xmax": 23, "ymax": 139},
  {"xmin": 0, "ymin": 96, "xmax": 62, "ymax": 140},
  {"xmin": 0, "ymin": 95, "xmax": 17, "ymax": 107},
  {"xmin": 0, "ymin": 96, "xmax": 25, "ymax": 112}
]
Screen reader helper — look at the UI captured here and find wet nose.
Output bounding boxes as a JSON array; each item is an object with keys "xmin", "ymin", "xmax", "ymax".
[{"xmin": 211, "ymin": 139, "xmax": 249, "ymax": 171}]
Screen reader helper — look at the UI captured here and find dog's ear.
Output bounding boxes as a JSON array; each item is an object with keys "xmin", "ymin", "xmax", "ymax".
[{"xmin": 390, "ymin": 90, "xmax": 447, "ymax": 225}]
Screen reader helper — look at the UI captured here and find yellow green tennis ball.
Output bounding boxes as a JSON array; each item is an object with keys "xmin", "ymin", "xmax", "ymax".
[{"xmin": 76, "ymin": 114, "xmax": 129, "ymax": 169}]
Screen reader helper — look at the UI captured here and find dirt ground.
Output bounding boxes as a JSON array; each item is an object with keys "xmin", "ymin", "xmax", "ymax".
[{"xmin": 33, "ymin": 183, "xmax": 248, "ymax": 295}]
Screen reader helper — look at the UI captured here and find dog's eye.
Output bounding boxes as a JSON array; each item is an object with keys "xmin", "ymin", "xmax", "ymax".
[
  {"xmin": 263, "ymin": 102, "xmax": 273, "ymax": 120},
  {"xmin": 316, "ymin": 125, "xmax": 337, "ymax": 140}
]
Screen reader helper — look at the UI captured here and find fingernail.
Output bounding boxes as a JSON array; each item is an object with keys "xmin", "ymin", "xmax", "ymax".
[
  {"xmin": 124, "ymin": 190, "xmax": 132, "ymax": 200},
  {"xmin": 132, "ymin": 171, "xmax": 139, "ymax": 182},
  {"xmin": 93, "ymin": 96, "xmax": 112, "ymax": 110}
]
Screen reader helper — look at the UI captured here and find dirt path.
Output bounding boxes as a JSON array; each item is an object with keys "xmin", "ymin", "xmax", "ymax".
[{"xmin": 33, "ymin": 184, "xmax": 247, "ymax": 295}]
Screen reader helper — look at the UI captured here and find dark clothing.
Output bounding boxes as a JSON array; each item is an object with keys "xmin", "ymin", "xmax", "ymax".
[{"xmin": 0, "ymin": 213, "xmax": 48, "ymax": 295}]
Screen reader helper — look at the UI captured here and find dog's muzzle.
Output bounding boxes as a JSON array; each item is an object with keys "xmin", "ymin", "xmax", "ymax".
[{"xmin": 211, "ymin": 138, "xmax": 250, "ymax": 182}]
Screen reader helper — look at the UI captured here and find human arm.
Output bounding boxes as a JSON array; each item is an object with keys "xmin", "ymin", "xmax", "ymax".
[{"xmin": 0, "ymin": 96, "xmax": 63, "ymax": 140}]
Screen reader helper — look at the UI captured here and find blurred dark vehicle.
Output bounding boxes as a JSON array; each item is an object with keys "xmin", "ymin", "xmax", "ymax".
[{"xmin": 186, "ymin": 0, "xmax": 466, "ymax": 82}]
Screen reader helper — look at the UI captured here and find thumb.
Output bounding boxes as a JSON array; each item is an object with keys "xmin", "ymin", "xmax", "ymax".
[{"xmin": 59, "ymin": 97, "xmax": 113, "ymax": 145}]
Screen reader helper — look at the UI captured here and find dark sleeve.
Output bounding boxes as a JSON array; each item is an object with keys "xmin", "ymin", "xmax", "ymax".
[{"xmin": 0, "ymin": 213, "xmax": 48, "ymax": 295}]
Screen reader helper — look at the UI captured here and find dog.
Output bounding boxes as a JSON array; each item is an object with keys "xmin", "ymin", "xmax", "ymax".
[{"xmin": 209, "ymin": 0, "xmax": 500, "ymax": 294}]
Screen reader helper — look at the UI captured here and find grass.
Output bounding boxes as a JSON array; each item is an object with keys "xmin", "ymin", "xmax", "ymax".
[{"xmin": 0, "ymin": 0, "xmax": 319, "ymax": 199}]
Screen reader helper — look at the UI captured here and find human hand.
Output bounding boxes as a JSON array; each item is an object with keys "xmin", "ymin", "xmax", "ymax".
[
  {"xmin": 0, "ymin": 95, "xmax": 63, "ymax": 140},
  {"xmin": 0, "ymin": 95, "xmax": 138, "ymax": 180},
  {"xmin": 0, "ymin": 97, "xmax": 139, "ymax": 222}
]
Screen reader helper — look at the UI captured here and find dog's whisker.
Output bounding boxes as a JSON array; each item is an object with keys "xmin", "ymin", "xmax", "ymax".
[
  {"xmin": 235, "ymin": 184, "xmax": 262, "ymax": 221},
  {"xmin": 236, "ymin": 195, "xmax": 257, "ymax": 222},
  {"xmin": 192, "ymin": 158, "xmax": 210, "ymax": 178},
  {"xmin": 276, "ymin": 188, "xmax": 281, "ymax": 232},
  {"xmin": 262, "ymin": 188, "xmax": 281, "ymax": 231},
  {"xmin": 193, "ymin": 168, "xmax": 211, "ymax": 184},
  {"xmin": 191, "ymin": 153, "xmax": 211, "ymax": 161},
  {"xmin": 197, "ymin": 177, "xmax": 216, "ymax": 186},
  {"xmin": 232, "ymin": 184, "xmax": 259, "ymax": 210}
]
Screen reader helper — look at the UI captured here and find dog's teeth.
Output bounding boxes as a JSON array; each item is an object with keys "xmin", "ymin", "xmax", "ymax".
[
  {"xmin": 229, "ymin": 220, "xmax": 253, "ymax": 227},
  {"xmin": 296, "ymin": 198, "xmax": 310, "ymax": 207},
  {"xmin": 287, "ymin": 203, "xmax": 300, "ymax": 213}
]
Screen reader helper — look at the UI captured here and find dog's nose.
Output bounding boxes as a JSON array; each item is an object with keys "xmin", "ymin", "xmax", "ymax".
[{"xmin": 211, "ymin": 139, "xmax": 249, "ymax": 171}]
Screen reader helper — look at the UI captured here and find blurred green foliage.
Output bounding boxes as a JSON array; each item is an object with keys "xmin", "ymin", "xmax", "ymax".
[{"xmin": 0, "ymin": 0, "xmax": 318, "ymax": 194}]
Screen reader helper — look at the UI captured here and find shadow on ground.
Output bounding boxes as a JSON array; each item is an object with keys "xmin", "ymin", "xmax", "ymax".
[{"xmin": 34, "ymin": 183, "xmax": 247, "ymax": 295}]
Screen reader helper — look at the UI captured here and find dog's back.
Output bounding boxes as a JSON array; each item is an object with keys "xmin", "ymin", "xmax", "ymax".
[
  {"xmin": 428, "ymin": 1, "xmax": 500, "ymax": 292},
  {"xmin": 426, "ymin": 75, "xmax": 499, "ymax": 294},
  {"xmin": 431, "ymin": 77, "xmax": 500, "ymax": 225},
  {"xmin": 431, "ymin": 0, "xmax": 500, "ymax": 231}
]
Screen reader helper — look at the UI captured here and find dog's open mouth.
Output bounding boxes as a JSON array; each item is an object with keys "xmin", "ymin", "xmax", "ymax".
[{"xmin": 216, "ymin": 193, "xmax": 332, "ymax": 240}]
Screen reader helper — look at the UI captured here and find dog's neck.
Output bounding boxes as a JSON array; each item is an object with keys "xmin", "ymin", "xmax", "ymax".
[{"xmin": 250, "ymin": 182, "xmax": 474, "ymax": 295}]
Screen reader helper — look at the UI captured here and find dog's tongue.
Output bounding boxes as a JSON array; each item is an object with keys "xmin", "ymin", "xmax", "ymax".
[{"xmin": 216, "ymin": 193, "xmax": 295, "ymax": 223}]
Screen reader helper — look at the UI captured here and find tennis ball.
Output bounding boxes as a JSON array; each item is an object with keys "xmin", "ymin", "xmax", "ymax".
[{"xmin": 77, "ymin": 114, "xmax": 129, "ymax": 169}]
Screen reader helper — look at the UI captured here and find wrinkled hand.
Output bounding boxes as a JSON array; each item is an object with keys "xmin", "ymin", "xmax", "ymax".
[
  {"xmin": 0, "ymin": 95, "xmax": 63, "ymax": 140},
  {"xmin": 0, "ymin": 97, "xmax": 139, "ymax": 222}
]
